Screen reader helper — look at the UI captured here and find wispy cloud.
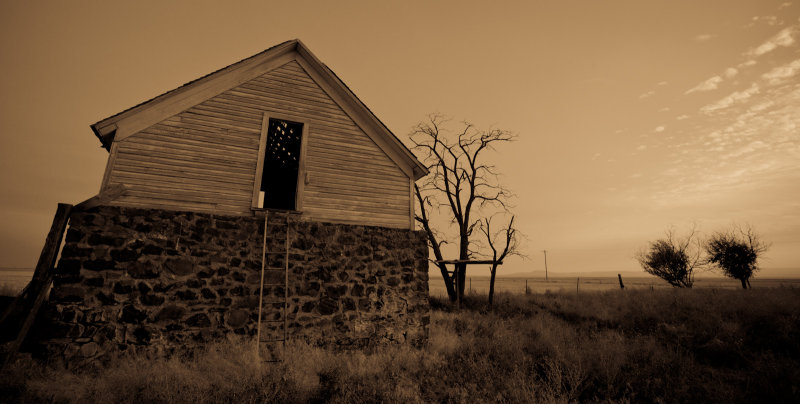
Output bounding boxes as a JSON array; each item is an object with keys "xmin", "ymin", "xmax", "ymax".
[
  {"xmin": 700, "ymin": 83, "xmax": 760, "ymax": 114},
  {"xmin": 695, "ymin": 33, "xmax": 717, "ymax": 42},
  {"xmin": 652, "ymin": 79, "xmax": 800, "ymax": 205},
  {"xmin": 738, "ymin": 60, "xmax": 757, "ymax": 68},
  {"xmin": 657, "ymin": 81, "xmax": 668, "ymax": 86},
  {"xmin": 761, "ymin": 58, "xmax": 800, "ymax": 85},
  {"xmin": 676, "ymin": 114, "xmax": 689, "ymax": 120},
  {"xmin": 659, "ymin": 107, "xmax": 670, "ymax": 112},
  {"xmin": 654, "ymin": 126, "xmax": 665, "ymax": 133},
  {"xmin": 639, "ymin": 90, "xmax": 655, "ymax": 99},
  {"xmin": 779, "ymin": 2, "xmax": 792, "ymax": 10},
  {"xmin": 685, "ymin": 75, "xmax": 723, "ymax": 94},
  {"xmin": 724, "ymin": 67, "xmax": 738, "ymax": 78},
  {"xmin": 745, "ymin": 26, "xmax": 797, "ymax": 57}
]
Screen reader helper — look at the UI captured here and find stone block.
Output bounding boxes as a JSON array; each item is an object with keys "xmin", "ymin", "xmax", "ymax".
[
  {"xmin": 137, "ymin": 282, "xmax": 152, "ymax": 294},
  {"xmin": 65, "ymin": 228, "xmax": 85, "ymax": 243},
  {"xmin": 226, "ymin": 309, "xmax": 249, "ymax": 328},
  {"xmin": 201, "ymin": 288, "xmax": 217, "ymax": 300},
  {"xmin": 80, "ymin": 342, "xmax": 99, "ymax": 357},
  {"xmin": 127, "ymin": 261, "xmax": 160, "ymax": 279},
  {"xmin": 84, "ymin": 277, "xmax": 104, "ymax": 287},
  {"xmin": 142, "ymin": 244, "xmax": 164, "ymax": 255},
  {"xmin": 230, "ymin": 286, "xmax": 248, "ymax": 296},
  {"xmin": 56, "ymin": 259, "xmax": 82, "ymax": 275},
  {"xmin": 165, "ymin": 258, "xmax": 194, "ymax": 276},
  {"xmin": 342, "ymin": 298, "xmax": 356, "ymax": 312},
  {"xmin": 120, "ymin": 305, "xmax": 147, "ymax": 324},
  {"xmin": 113, "ymin": 281, "xmax": 134, "ymax": 294},
  {"xmin": 318, "ymin": 297, "xmax": 338, "ymax": 315},
  {"xmin": 140, "ymin": 294, "xmax": 165, "ymax": 306},
  {"xmin": 51, "ymin": 286, "xmax": 85, "ymax": 303},
  {"xmin": 350, "ymin": 284, "xmax": 364, "ymax": 297},
  {"xmin": 95, "ymin": 290, "xmax": 116, "ymax": 305},
  {"xmin": 176, "ymin": 290, "xmax": 197, "ymax": 300},
  {"xmin": 185, "ymin": 313, "xmax": 211, "ymax": 327},
  {"xmin": 111, "ymin": 248, "xmax": 139, "ymax": 262},
  {"xmin": 83, "ymin": 259, "xmax": 115, "ymax": 271},
  {"xmin": 153, "ymin": 305, "xmax": 186, "ymax": 322},
  {"xmin": 54, "ymin": 275, "xmax": 83, "ymax": 285}
]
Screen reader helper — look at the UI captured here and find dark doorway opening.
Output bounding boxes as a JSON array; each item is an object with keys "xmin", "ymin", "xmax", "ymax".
[{"xmin": 259, "ymin": 118, "xmax": 303, "ymax": 210}]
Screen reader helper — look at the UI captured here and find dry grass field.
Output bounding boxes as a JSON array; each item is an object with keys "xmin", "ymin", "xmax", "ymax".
[{"xmin": 1, "ymin": 286, "xmax": 799, "ymax": 403}]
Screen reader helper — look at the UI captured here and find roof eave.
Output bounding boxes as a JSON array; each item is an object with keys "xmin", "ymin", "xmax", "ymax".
[{"xmin": 293, "ymin": 40, "xmax": 429, "ymax": 180}]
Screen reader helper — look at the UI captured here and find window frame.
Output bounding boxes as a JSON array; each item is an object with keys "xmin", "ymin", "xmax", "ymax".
[{"xmin": 251, "ymin": 111, "xmax": 309, "ymax": 212}]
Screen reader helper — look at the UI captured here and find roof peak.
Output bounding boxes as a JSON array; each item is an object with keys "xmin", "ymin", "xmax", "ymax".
[{"xmin": 90, "ymin": 39, "xmax": 428, "ymax": 180}]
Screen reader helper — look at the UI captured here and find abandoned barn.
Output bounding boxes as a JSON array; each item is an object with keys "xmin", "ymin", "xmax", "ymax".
[{"xmin": 35, "ymin": 39, "xmax": 430, "ymax": 360}]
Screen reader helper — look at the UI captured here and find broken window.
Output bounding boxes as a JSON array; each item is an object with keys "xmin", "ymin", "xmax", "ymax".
[{"xmin": 258, "ymin": 118, "xmax": 303, "ymax": 210}]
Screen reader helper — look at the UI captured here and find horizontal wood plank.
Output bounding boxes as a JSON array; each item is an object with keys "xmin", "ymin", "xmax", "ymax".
[{"xmin": 110, "ymin": 59, "xmax": 414, "ymax": 227}]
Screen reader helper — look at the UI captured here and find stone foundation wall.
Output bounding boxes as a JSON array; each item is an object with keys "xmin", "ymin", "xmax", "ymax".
[{"xmin": 42, "ymin": 205, "xmax": 429, "ymax": 360}]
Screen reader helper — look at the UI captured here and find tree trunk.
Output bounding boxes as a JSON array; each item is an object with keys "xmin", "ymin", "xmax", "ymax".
[
  {"xmin": 456, "ymin": 232, "xmax": 469, "ymax": 305},
  {"xmin": 456, "ymin": 263, "xmax": 466, "ymax": 305},
  {"xmin": 488, "ymin": 264, "xmax": 498, "ymax": 309},
  {"xmin": 747, "ymin": 278, "xmax": 752, "ymax": 289},
  {"xmin": 438, "ymin": 263, "xmax": 457, "ymax": 302},
  {"xmin": 740, "ymin": 278, "xmax": 748, "ymax": 289}
]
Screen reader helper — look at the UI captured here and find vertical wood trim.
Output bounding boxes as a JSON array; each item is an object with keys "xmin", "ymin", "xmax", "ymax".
[
  {"xmin": 99, "ymin": 141, "xmax": 120, "ymax": 193},
  {"xmin": 294, "ymin": 123, "xmax": 309, "ymax": 211},
  {"xmin": 408, "ymin": 178, "xmax": 414, "ymax": 230},
  {"xmin": 251, "ymin": 114, "xmax": 270, "ymax": 209}
]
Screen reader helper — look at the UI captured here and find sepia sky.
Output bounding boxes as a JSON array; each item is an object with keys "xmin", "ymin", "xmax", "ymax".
[{"xmin": 0, "ymin": 1, "xmax": 798, "ymax": 277}]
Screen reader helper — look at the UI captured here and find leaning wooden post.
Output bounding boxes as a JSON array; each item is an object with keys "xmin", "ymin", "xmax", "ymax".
[
  {"xmin": 2, "ymin": 203, "xmax": 72, "ymax": 367},
  {"xmin": 618, "ymin": 274, "xmax": 625, "ymax": 289},
  {"xmin": 576, "ymin": 277, "xmax": 580, "ymax": 294}
]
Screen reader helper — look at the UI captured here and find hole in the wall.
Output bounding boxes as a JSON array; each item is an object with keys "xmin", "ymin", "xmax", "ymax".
[{"xmin": 259, "ymin": 118, "xmax": 303, "ymax": 210}]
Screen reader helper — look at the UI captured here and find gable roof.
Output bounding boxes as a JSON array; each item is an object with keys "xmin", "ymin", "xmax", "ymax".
[{"xmin": 91, "ymin": 39, "xmax": 428, "ymax": 180}]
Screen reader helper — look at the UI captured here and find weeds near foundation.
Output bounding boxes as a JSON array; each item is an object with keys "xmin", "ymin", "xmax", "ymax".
[{"xmin": 2, "ymin": 288, "xmax": 799, "ymax": 403}]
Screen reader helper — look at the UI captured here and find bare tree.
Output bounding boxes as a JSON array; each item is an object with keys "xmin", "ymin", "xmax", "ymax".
[
  {"xmin": 636, "ymin": 227, "xmax": 701, "ymax": 288},
  {"xmin": 480, "ymin": 215, "xmax": 519, "ymax": 308},
  {"xmin": 705, "ymin": 225, "xmax": 769, "ymax": 289},
  {"xmin": 411, "ymin": 114, "xmax": 515, "ymax": 302}
]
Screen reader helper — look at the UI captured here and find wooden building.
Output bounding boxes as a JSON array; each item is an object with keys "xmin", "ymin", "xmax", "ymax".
[
  {"xmin": 10, "ymin": 41, "xmax": 432, "ymax": 361},
  {"xmin": 92, "ymin": 39, "xmax": 428, "ymax": 229}
]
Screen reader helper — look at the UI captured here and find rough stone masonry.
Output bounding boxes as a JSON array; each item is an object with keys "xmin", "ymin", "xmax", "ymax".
[{"xmin": 40, "ymin": 206, "xmax": 429, "ymax": 360}]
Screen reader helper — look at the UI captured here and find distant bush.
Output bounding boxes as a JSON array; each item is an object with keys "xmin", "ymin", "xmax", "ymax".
[
  {"xmin": 705, "ymin": 225, "xmax": 769, "ymax": 289},
  {"xmin": 637, "ymin": 228, "xmax": 701, "ymax": 288}
]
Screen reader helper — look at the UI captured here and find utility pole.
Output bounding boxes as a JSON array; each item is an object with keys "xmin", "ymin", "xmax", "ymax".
[{"xmin": 542, "ymin": 250, "xmax": 548, "ymax": 281}]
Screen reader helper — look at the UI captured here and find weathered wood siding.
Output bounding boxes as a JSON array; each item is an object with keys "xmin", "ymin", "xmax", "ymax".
[{"xmin": 105, "ymin": 60, "xmax": 412, "ymax": 228}]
